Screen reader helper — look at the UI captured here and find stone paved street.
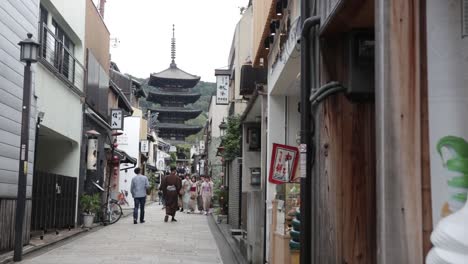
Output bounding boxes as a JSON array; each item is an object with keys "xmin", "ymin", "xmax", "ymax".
[{"xmin": 20, "ymin": 203, "xmax": 223, "ymax": 264}]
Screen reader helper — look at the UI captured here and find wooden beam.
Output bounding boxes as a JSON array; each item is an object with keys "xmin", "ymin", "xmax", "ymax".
[{"xmin": 375, "ymin": 0, "xmax": 425, "ymax": 262}]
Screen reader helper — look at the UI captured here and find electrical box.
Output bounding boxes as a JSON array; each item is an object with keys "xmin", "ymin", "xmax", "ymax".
[{"xmin": 346, "ymin": 30, "xmax": 375, "ymax": 101}]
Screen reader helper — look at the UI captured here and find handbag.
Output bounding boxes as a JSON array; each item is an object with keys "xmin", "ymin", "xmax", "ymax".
[
  {"xmin": 179, "ymin": 188, "xmax": 185, "ymax": 196},
  {"xmin": 146, "ymin": 188, "xmax": 151, "ymax": 195},
  {"xmin": 190, "ymin": 193, "xmax": 196, "ymax": 200}
]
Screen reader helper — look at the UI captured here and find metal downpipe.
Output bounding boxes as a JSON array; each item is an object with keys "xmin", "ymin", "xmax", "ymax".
[{"xmin": 300, "ymin": 7, "xmax": 320, "ymax": 264}]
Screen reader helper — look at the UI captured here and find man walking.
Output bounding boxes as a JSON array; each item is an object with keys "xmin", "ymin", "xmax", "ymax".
[
  {"xmin": 130, "ymin": 168, "xmax": 149, "ymax": 224},
  {"xmin": 160, "ymin": 166, "xmax": 182, "ymax": 222}
]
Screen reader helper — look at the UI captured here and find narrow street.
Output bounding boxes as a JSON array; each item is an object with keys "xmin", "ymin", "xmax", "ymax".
[{"xmin": 20, "ymin": 204, "xmax": 223, "ymax": 264}]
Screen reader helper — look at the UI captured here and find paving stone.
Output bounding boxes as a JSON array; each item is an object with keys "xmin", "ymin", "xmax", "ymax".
[{"xmin": 20, "ymin": 204, "xmax": 223, "ymax": 264}]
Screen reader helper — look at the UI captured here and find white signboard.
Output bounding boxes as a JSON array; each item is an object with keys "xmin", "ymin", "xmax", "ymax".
[
  {"xmin": 140, "ymin": 140, "xmax": 149, "ymax": 153},
  {"xmin": 110, "ymin": 109, "xmax": 123, "ymax": 130},
  {"xmin": 216, "ymin": 75, "xmax": 229, "ymax": 105}
]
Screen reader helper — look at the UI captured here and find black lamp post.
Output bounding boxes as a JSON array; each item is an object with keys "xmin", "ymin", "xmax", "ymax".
[
  {"xmin": 219, "ymin": 118, "xmax": 227, "ymax": 137},
  {"xmin": 14, "ymin": 33, "xmax": 40, "ymax": 262}
]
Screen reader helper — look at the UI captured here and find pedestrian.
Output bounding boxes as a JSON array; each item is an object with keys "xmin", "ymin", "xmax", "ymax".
[
  {"xmin": 197, "ymin": 176, "xmax": 205, "ymax": 213},
  {"xmin": 181, "ymin": 174, "xmax": 191, "ymax": 212},
  {"xmin": 188, "ymin": 176, "xmax": 198, "ymax": 213},
  {"xmin": 161, "ymin": 171, "xmax": 170, "ymax": 210},
  {"xmin": 157, "ymin": 189, "xmax": 163, "ymax": 205},
  {"xmin": 130, "ymin": 167, "xmax": 149, "ymax": 224},
  {"xmin": 200, "ymin": 176, "xmax": 213, "ymax": 215},
  {"xmin": 160, "ymin": 166, "xmax": 182, "ymax": 222}
]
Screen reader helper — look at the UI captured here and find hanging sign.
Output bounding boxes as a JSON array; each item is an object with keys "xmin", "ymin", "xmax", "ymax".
[
  {"xmin": 110, "ymin": 109, "xmax": 123, "ymax": 130},
  {"xmin": 216, "ymin": 74, "xmax": 229, "ymax": 105},
  {"xmin": 140, "ymin": 140, "xmax": 149, "ymax": 153},
  {"xmin": 268, "ymin": 143, "xmax": 299, "ymax": 184}
]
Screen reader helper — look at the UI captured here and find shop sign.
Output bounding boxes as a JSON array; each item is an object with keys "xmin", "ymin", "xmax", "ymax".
[
  {"xmin": 140, "ymin": 140, "xmax": 149, "ymax": 153},
  {"xmin": 216, "ymin": 74, "xmax": 229, "ymax": 105},
  {"xmin": 110, "ymin": 109, "xmax": 123, "ymax": 130},
  {"xmin": 268, "ymin": 143, "xmax": 299, "ymax": 184}
]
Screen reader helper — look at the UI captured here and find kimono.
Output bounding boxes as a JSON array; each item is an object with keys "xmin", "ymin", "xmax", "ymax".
[
  {"xmin": 200, "ymin": 180, "xmax": 213, "ymax": 213},
  {"xmin": 181, "ymin": 178, "xmax": 191, "ymax": 210},
  {"xmin": 160, "ymin": 173, "xmax": 182, "ymax": 217}
]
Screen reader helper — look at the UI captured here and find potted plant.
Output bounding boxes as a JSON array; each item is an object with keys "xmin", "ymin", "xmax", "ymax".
[{"xmin": 80, "ymin": 193, "xmax": 100, "ymax": 228}]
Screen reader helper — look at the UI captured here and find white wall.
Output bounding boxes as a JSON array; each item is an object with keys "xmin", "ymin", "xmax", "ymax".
[
  {"xmin": 427, "ymin": 0, "xmax": 468, "ymax": 225},
  {"xmin": 35, "ymin": 0, "xmax": 86, "ymax": 179},
  {"xmin": 43, "ymin": 0, "xmax": 86, "ymax": 65},
  {"xmin": 208, "ymin": 96, "xmax": 228, "ymax": 138},
  {"xmin": 118, "ymin": 115, "xmax": 142, "ymax": 207}
]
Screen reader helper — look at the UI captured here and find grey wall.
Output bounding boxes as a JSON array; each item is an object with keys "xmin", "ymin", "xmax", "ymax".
[
  {"xmin": 0, "ymin": 0, "xmax": 39, "ymax": 252},
  {"xmin": 0, "ymin": 0, "xmax": 39, "ymax": 198}
]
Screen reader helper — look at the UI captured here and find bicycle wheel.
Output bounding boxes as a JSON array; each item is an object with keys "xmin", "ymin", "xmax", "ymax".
[{"xmin": 107, "ymin": 201, "xmax": 122, "ymax": 224}]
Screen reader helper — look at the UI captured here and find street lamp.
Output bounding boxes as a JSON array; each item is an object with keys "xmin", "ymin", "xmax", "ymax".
[
  {"xmin": 14, "ymin": 33, "xmax": 40, "ymax": 262},
  {"xmin": 219, "ymin": 118, "xmax": 227, "ymax": 137}
]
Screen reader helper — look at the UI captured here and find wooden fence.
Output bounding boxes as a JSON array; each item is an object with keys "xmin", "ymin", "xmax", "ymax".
[
  {"xmin": 0, "ymin": 198, "xmax": 31, "ymax": 253},
  {"xmin": 31, "ymin": 172, "xmax": 77, "ymax": 232}
]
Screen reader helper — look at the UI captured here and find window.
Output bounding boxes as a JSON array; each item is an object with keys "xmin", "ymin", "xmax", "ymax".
[{"xmin": 38, "ymin": 6, "xmax": 83, "ymax": 91}]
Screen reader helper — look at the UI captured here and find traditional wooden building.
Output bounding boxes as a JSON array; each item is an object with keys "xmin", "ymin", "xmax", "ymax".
[{"xmin": 146, "ymin": 26, "xmax": 202, "ymax": 144}]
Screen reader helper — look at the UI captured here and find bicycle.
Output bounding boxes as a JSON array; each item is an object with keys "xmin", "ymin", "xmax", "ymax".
[{"xmin": 92, "ymin": 180, "xmax": 123, "ymax": 225}]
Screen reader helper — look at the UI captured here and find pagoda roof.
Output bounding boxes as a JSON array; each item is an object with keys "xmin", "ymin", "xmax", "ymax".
[
  {"xmin": 149, "ymin": 66, "xmax": 200, "ymax": 89},
  {"xmin": 147, "ymin": 88, "xmax": 201, "ymax": 104},
  {"xmin": 157, "ymin": 123, "xmax": 203, "ymax": 135},
  {"xmin": 150, "ymin": 107, "xmax": 202, "ymax": 119},
  {"xmin": 149, "ymin": 24, "xmax": 201, "ymax": 89}
]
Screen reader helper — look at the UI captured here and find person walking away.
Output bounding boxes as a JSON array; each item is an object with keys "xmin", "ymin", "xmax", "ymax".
[
  {"xmin": 200, "ymin": 176, "xmax": 213, "ymax": 215},
  {"xmin": 157, "ymin": 189, "xmax": 163, "ymax": 205},
  {"xmin": 188, "ymin": 176, "xmax": 198, "ymax": 213},
  {"xmin": 161, "ymin": 171, "xmax": 170, "ymax": 210},
  {"xmin": 130, "ymin": 168, "xmax": 149, "ymax": 224},
  {"xmin": 160, "ymin": 166, "xmax": 182, "ymax": 222},
  {"xmin": 181, "ymin": 174, "xmax": 191, "ymax": 212},
  {"xmin": 197, "ymin": 176, "xmax": 204, "ymax": 213}
]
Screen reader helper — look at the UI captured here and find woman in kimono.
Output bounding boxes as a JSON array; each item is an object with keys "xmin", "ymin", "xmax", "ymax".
[
  {"xmin": 181, "ymin": 174, "xmax": 191, "ymax": 212},
  {"xmin": 200, "ymin": 176, "xmax": 213, "ymax": 215},
  {"xmin": 188, "ymin": 176, "xmax": 198, "ymax": 213},
  {"xmin": 160, "ymin": 166, "xmax": 182, "ymax": 222}
]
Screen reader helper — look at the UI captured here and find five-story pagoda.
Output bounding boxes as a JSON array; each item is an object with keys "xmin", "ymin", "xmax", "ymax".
[{"xmin": 147, "ymin": 25, "xmax": 203, "ymax": 144}]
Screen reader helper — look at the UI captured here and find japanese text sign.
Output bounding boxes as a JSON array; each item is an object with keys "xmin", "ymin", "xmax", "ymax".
[{"xmin": 268, "ymin": 143, "xmax": 299, "ymax": 184}]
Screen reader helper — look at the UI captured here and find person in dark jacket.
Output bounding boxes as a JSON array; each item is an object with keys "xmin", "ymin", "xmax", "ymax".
[{"xmin": 160, "ymin": 166, "xmax": 182, "ymax": 222}]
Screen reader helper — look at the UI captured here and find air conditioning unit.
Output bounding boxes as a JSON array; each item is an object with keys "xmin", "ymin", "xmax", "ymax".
[
  {"xmin": 240, "ymin": 64, "xmax": 267, "ymax": 95},
  {"xmin": 346, "ymin": 29, "xmax": 375, "ymax": 101}
]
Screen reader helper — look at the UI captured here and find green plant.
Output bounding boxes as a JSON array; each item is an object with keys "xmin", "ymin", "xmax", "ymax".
[
  {"xmin": 80, "ymin": 193, "xmax": 101, "ymax": 215},
  {"xmin": 222, "ymin": 115, "xmax": 241, "ymax": 161}
]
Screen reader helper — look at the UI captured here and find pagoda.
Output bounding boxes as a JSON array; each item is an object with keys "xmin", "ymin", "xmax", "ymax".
[{"xmin": 147, "ymin": 25, "xmax": 203, "ymax": 144}]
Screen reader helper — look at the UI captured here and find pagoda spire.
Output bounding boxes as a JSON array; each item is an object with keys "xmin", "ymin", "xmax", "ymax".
[{"xmin": 170, "ymin": 24, "xmax": 176, "ymax": 68}]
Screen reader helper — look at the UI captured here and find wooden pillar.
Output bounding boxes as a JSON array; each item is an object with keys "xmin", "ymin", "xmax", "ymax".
[{"xmin": 375, "ymin": 0, "xmax": 429, "ymax": 262}]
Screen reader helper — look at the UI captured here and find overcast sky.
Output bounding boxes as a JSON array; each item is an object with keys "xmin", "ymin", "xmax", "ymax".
[{"xmin": 100, "ymin": 0, "xmax": 248, "ymax": 82}]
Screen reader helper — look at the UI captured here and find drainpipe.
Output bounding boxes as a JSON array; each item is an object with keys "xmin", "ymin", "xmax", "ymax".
[{"xmin": 300, "ymin": 2, "xmax": 320, "ymax": 263}]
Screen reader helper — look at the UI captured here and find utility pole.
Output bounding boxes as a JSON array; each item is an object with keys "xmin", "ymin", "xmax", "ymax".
[{"xmin": 14, "ymin": 33, "xmax": 39, "ymax": 262}]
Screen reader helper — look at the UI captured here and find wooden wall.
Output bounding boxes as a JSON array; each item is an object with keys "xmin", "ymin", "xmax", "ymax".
[
  {"xmin": 0, "ymin": 199, "xmax": 32, "ymax": 252},
  {"xmin": 311, "ymin": 32, "xmax": 376, "ymax": 263},
  {"xmin": 375, "ymin": 0, "xmax": 428, "ymax": 262},
  {"xmin": 252, "ymin": 0, "xmax": 274, "ymax": 66}
]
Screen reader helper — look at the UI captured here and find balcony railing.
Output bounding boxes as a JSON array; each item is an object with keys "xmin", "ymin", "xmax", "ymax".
[{"xmin": 39, "ymin": 23, "xmax": 84, "ymax": 93}]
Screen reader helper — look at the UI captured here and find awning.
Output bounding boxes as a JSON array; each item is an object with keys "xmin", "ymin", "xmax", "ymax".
[
  {"xmin": 147, "ymin": 164, "xmax": 158, "ymax": 171},
  {"xmin": 114, "ymin": 148, "xmax": 137, "ymax": 165}
]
